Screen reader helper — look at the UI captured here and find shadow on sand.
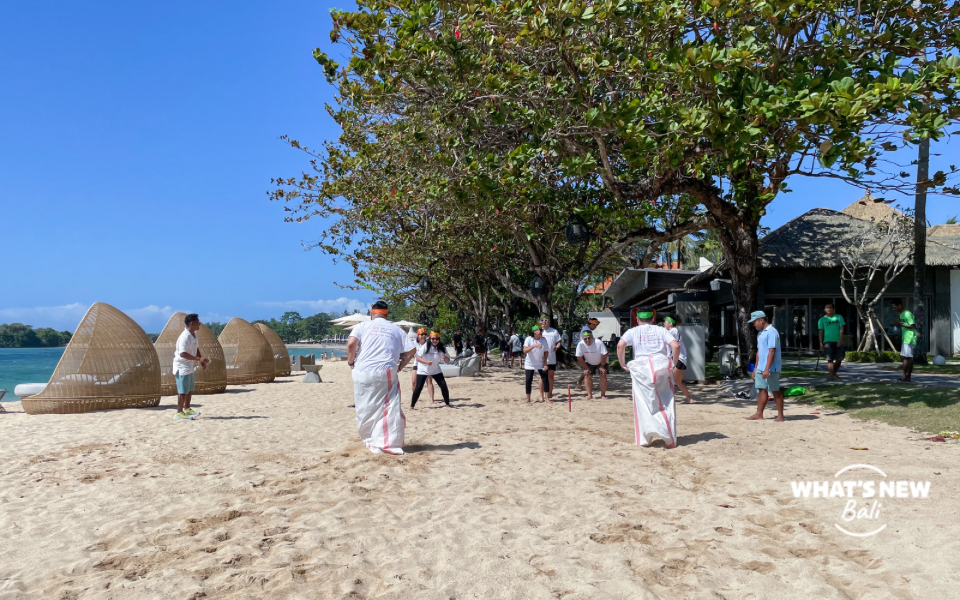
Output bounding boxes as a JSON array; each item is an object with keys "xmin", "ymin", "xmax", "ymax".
[
  {"xmin": 204, "ymin": 415, "xmax": 269, "ymax": 420},
  {"xmin": 404, "ymin": 442, "xmax": 481, "ymax": 453},
  {"xmin": 676, "ymin": 431, "xmax": 729, "ymax": 445}
]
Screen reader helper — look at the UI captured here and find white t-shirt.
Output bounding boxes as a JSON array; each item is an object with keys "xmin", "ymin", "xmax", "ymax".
[
  {"xmin": 349, "ymin": 318, "xmax": 416, "ymax": 373},
  {"xmin": 575, "ymin": 339, "xmax": 608, "ymax": 366},
  {"xmin": 667, "ymin": 327, "xmax": 688, "ymax": 363},
  {"xmin": 172, "ymin": 328, "xmax": 199, "ymax": 376},
  {"xmin": 541, "ymin": 327, "xmax": 561, "ymax": 365},
  {"xmin": 523, "ymin": 336, "xmax": 547, "ymax": 370},
  {"xmin": 416, "ymin": 342, "xmax": 449, "ymax": 376},
  {"xmin": 621, "ymin": 324, "xmax": 674, "ymax": 358},
  {"xmin": 509, "ymin": 334, "xmax": 522, "ymax": 352}
]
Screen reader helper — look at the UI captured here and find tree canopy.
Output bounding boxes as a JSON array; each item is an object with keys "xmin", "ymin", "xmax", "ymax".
[
  {"xmin": 274, "ymin": 0, "xmax": 960, "ymax": 351},
  {"xmin": 0, "ymin": 323, "xmax": 72, "ymax": 348}
]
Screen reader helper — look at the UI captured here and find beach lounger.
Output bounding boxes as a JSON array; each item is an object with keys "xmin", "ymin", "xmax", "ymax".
[{"xmin": 440, "ymin": 354, "xmax": 481, "ymax": 378}]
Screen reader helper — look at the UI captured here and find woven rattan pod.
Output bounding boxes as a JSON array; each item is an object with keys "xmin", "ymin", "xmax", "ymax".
[
  {"xmin": 22, "ymin": 302, "xmax": 161, "ymax": 415},
  {"xmin": 155, "ymin": 313, "xmax": 227, "ymax": 396},
  {"xmin": 218, "ymin": 318, "xmax": 276, "ymax": 384},
  {"xmin": 255, "ymin": 323, "xmax": 291, "ymax": 377}
]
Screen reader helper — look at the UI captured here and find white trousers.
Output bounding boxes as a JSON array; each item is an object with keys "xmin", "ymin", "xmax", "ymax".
[
  {"xmin": 627, "ymin": 355, "xmax": 677, "ymax": 448},
  {"xmin": 352, "ymin": 368, "xmax": 405, "ymax": 455}
]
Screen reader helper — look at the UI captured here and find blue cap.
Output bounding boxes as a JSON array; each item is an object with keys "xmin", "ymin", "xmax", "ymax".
[{"xmin": 747, "ymin": 310, "xmax": 767, "ymax": 324}]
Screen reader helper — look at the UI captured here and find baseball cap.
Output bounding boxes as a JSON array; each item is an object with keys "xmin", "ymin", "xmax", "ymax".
[{"xmin": 747, "ymin": 311, "xmax": 767, "ymax": 324}]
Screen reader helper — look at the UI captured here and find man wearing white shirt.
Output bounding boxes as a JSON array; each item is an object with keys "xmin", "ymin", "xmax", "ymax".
[
  {"xmin": 507, "ymin": 329, "xmax": 523, "ymax": 368},
  {"xmin": 575, "ymin": 329, "xmax": 608, "ymax": 400},
  {"xmin": 617, "ymin": 309, "xmax": 681, "ymax": 448},
  {"xmin": 347, "ymin": 301, "xmax": 417, "ymax": 455},
  {"xmin": 523, "ymin": 326, "xmax": 550, "ymax": 402},
  {"xmin": 576, "ymin": 318, "xmax": 602, "ymax": 390},
  {"xmin": 539, "ymin": 314, "xmax": 562, "ymax": 395},
  {"xmin": 173, "ymin": 313, "xmax": 210, "ymax": 420},
  {"xmin": 663, "ymin": 317, "xmax": 694, "ymax": 404}
]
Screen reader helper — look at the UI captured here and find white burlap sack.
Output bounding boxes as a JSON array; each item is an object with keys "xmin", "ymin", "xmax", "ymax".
[
  {"xmin": 352, "ymin": 367, "xmax": 406, "ymax": 455},
  {"xmin": 627, "ymin": 354, "xmax": 677, "ymax": 448}
]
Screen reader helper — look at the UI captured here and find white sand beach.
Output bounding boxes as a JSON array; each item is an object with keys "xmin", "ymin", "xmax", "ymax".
[{"xmin": 1, "ymin": 361, "xmax": 957, "ymax": 599}]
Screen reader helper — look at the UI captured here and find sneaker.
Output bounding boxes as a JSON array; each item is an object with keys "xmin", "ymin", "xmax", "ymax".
[
  {"xmin": 184, "ymin": 408, "xmax": 198, "ymax": 417},
  {"xmin": 174, "ymin": 411, "xmax": 190, "ymax": 420}
]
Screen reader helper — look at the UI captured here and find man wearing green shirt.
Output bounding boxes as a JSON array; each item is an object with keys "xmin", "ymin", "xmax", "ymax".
[
  {"xmin": 890, "ymin": 299, "xmax": 917, "ymax": 383},
  {"xmin": 818, "ymin": 303, "xmax": 846, "ymax": 381}
]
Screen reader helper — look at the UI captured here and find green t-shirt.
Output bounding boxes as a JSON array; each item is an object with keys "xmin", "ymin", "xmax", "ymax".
[
  {"xmin": 900, "ymin": 310, "xmax": 917, "ymax": 345},
  {"xmin": 818, "ymin": 314, "xmax": 845, "ymax": 343}
]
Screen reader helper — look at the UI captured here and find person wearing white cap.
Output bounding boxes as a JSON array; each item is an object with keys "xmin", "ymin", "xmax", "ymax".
[
  {"xmin": 745, "ymin": 310, "xmax": 784, "ymax": 422},
  {"xmin": 616, "ymin": 308, "xmax": 681, "ymax": 448}
]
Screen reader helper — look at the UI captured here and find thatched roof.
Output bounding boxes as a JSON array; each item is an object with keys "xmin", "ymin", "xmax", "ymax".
[
  {"xmin": 757, "ymin": 208, "xmax": 960, "ymax": 268},
  {"xmin": 928, "ymin": 223, "xmax": 960, "ymax": 237},
  {"xmin": 927, "ymin": 223, "xmax": 960, "ymax": 250},
  {"xmin": 840, "ymin": 193, "xmax": 907, "ymax": 223}
]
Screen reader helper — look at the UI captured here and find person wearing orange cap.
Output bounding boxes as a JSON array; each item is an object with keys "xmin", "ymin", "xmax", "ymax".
[
  {"xmin": 347, "ymin": 300, "xmax": 417, "ymax": 455},
  {"xmin": 410, "ymin": 328, "xmax": 434, "ymax": 402},
  {"xmin": 411, "ymin": 331, "xmax": 452, "ymax": 408}
]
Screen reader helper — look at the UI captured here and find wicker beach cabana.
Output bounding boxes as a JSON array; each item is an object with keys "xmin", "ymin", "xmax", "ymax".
[
  {"xmin": 155, "ymin": 313, "xmax": 227, "ymax": 396},
  {"xmin": 219, "ymin": 318, "xmax": 276, "ymax": 384},
  {"xmin": 255, "ymin": 323, "xmax": 291, "ymax": 377},
  {"xmin": 22, "ymin": 302, "xmax": 161, "ymax": 415}
]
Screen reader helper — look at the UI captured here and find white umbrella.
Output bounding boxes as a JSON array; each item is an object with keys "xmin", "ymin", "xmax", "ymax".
[
  {"xmin": 392, "ymin": 320, "xmax": 424, "ymax": 328},
  {"xmin": 331, "ymin": 313, "xmax": 370, "ymax": 326}
]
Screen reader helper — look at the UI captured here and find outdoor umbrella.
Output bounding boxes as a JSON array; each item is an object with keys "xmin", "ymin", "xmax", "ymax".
[{"xmin": 331, "ymin": 313, "xmax": 371, "ymax": 326}]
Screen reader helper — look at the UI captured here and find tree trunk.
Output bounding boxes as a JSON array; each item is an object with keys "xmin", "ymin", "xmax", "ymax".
[
  {"xmin": 713, "ymin": 217, "xmax": 761, "ymax": 371},
  {"xmin": 913, "ymin": 137, "xmax": 930, "ymax": 363}
]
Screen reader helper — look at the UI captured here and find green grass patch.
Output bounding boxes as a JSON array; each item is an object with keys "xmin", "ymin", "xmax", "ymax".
[
  {"xmin": 878, "ymin": 364, "xmax": 960, "ymax": 374},
  {"xmin": 705, "ymin": 362, "xmax": 825, "ymax": 380},
  {"xmin": 799, "ymin": 383, "xmax": 960, "ymax": 434}
]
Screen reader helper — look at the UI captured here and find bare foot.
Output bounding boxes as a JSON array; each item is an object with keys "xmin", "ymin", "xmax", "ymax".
[
  {"xmin": 745, "ymin": 413, "xmax": 764, "ymax": 420},
  {"xmin": 587, "ymin": 395, "xmax": 594, "ymax": 401},
  {"xmin": 774, "ymin": 416, "xmax": 785, "ymax": 422},
  {"xmin": 683, "ymin": 398, "xmax": 695, "ymax": 404}
]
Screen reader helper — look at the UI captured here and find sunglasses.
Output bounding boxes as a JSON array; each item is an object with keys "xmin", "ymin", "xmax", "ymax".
[{"xmin": 429, "ymin": 337, "xmax": 440, "ymax": 340}]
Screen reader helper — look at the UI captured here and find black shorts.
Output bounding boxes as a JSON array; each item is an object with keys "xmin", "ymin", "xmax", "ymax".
[
  {"xmin": 675, "ymin": 360, "xmax": 687, "ymax": 371},
  {"xmin": 547, "ymin": 364, "xmax": 557, "ymax": 371},
  {"xmin": 824, "ymin": 342, "xmax": 845, "ymax": 361},
  {"xmin": 584, "ymin": 363, "xmax": 604, "ymax": 375}
]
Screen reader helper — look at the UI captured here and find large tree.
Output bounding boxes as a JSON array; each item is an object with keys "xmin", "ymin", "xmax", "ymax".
[{"xmin": 279, "ymin": 0, "xmax": 960, "ymax": 359}]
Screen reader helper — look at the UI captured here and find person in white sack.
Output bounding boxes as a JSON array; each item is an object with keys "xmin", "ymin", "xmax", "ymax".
[
  {"xmin": 617, "ymin": 309, "xmax": 681, "ymax": 448},
  {"xmin": 347, "ymin": 300, "xmax": 417, "ymax": 455}
]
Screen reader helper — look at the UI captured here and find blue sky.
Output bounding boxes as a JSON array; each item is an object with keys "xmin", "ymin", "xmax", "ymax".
[{"xmin": 1, "ymin": 1, "xmax": 956, "ymax": 333}]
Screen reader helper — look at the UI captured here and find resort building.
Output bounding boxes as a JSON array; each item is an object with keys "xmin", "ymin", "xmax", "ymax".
[{"xmin": 604, "ymin": 198, "xmax": 960, "ymax": 357}]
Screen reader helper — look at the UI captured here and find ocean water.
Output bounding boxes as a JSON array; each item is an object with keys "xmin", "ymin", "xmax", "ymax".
[
  {"xmin": 0, "ymin": 347, "xmax": 65, "ymax": 401},
  {"xmin": 0, "ymin": 346, "xmax": 346, "ymax": 402}
]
